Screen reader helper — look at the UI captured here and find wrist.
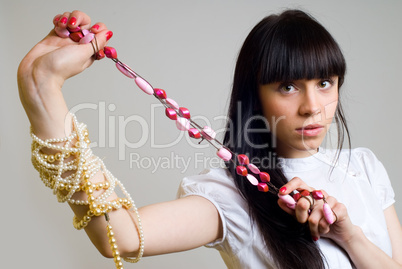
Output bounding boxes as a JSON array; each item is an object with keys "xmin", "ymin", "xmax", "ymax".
[{"xmin": 335, "ymin": 225, "xmax": 364, "ymax": 250}]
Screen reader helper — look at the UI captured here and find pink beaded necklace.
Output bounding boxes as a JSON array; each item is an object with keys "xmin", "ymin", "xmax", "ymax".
[{"xmin": 103, "ymin": 46, "xmax": 284, "ymax": 194}]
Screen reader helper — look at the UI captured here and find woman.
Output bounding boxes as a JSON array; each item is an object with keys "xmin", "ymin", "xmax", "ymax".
[{"xmin": 18, "ymin": 9, "xmax": 401, "ymax": 269}]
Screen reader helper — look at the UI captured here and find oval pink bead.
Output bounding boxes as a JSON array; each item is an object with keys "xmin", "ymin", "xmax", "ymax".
[
  {"xmin": 248, "ymin": 163, "xmax": 260, "ymax": 174},
  {"xmin": 246, "ymin": 174, "xmax": 259, "ymax": 186},
  {"xmin": 176, "ymin": 117, "xmax": 190, "ymax": 131},
  {"xmin": 323, "ymin": 203, "xmax": 335, "ymax": 224},
  {"xmin": 237, "ymin": 154, "xmax": 249, "ymax": 165},
  {"xmin": 201, "ymin": 126, "xmax": 216, "ymax": 140},
  {"xmin": 165, "ymin": 108, "xmax": 177, "ymax": 120},
  {"xmin": 54, "ymin": 27, "xmax": 70, "ymax": 38},
  {"xmin": 236, "ymin": 166, "xmax": 248, "ymax": 176},
  {"xmin": 278, "ymin": 194, "xmax": 296, "ymax": 208},
  {"xmin": 166, "ymin": 98, "xmax": 179, "ymax": 110},
  {"xmin": 217, "ymin": 148, "xmax": 232, "ymax": 161},
  {"xmin": 81, "ymin": 29, "xmax": 90, "ymax": 36},
  {"xmin": 257, "ymin": 182, "xmax": 269, "ymax": 192},
  {"xmin": 154, "ymin": 88, "xmax": 167, "ymax": 99},
  {"xmin": 179, "ymin": 107, "xmax": 191, "ymax": 119},
  {"xmin": 188, "ymin": 128, "xmax": 201, "ymax": 139},
  {"xmin": 259, "ymin": 172, "xmax": 270, "ymax": 182},
  {"xmin": 68, "ymin": 26, "xmax": 81, "ymax": 33},
  {"xmin": 79, "ymin": 33, "xmax": 94, "ymax": 44},
  {"xmin": 116, "ymin": 63, "xmax": 135, "ymax": 79},
  {"xmin": 135, "ymin": 77, "xmax": 154, "ymax": 95}
]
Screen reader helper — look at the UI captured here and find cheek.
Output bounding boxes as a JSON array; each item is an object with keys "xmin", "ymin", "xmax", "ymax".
[{"xmin": 324, "ymin": 99, "xmax": 338, "ymax": 120}]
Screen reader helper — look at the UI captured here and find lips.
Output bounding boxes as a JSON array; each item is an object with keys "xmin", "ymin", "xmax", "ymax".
[{"xmin": 296, "ymin": 124, "xmax": 324, "ymax": 136}]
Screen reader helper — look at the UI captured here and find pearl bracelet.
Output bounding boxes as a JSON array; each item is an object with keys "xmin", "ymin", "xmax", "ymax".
[{"xmin": 30, "ymin": 113, "xmax": 144, "ymax": 268}]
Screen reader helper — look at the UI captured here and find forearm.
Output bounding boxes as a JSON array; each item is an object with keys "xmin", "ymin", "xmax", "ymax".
[
  {"xmin": 338, "ymin": 226, "xmax": 402, "ymax": 269},
  {"xmin": 69, "ymin": 172, "xmax": 141, "ymax": 258}
]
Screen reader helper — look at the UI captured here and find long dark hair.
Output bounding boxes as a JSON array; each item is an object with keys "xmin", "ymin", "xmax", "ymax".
[{"xmin": 223, "ymin": 10, "xmax": 349, "ymax": 269}]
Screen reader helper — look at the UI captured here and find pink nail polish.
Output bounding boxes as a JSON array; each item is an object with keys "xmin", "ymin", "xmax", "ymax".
[
  {"xmin": 69, "ymin": 17, "xmax": 77, "ymax": 26},
  {"xmin": 91, "ymin": 24, "xmax": 100, "ymax": 30},
  {"xmin": 279, "ymin": 187, "xmax": 287, "ymax": 193},
  {"xmin": 60, "ymin": 17, "xmax": 68, "ymax": 24},
  {"xmin": 106, "ymin": 31, "xmax": 113, "ymax": 41}
]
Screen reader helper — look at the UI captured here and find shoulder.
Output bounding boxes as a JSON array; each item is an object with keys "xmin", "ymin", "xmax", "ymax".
[
  {"xmin": 321, "ymin": 147, "xmax": 381, "ymax": 169},
  {"xmin": 177, "ymin": 168, "xmax": 240, "ymax": 200}
]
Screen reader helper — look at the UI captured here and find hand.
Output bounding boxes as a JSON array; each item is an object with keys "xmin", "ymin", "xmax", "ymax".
[
  {"xmin": 17, "ymin": 10, "xmax": 112, "ymax": 138},
  {"xmin": 278, "ymin": 177, "xmax": 359, "ymax": 245}
]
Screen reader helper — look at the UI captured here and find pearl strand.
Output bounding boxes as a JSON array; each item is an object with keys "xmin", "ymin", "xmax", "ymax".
[{"xmin": 30, "ymin": 113, "xmax": 144, "ymax": 267}]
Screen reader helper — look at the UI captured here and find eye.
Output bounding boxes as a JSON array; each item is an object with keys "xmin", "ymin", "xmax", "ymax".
[
  {"xmin": 318, "ymin": 80, "xmax": 333, "ymax": 90},
  {"xmin": 279, "ymin": 84, "xmax": 297, "ymax": 94}
]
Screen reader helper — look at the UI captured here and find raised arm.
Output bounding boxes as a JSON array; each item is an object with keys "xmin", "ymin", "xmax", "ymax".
[{"xmin": 18, "ymin": 10, "xmax": 222, "ymax": 262}]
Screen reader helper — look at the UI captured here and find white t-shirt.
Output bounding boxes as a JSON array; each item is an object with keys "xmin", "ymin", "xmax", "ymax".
[{"xmin": 177, "ymin": 148, "xmax": 395, "ymax": 269}]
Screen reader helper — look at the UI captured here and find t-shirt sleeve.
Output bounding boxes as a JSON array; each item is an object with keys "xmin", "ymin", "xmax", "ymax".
[
  {"xmin": 356, "ymin": 148, "xmax": 395, "ymax": 210},
  {"xmin": 176, "ymin": 168, "xmax": 252, "ymax": 255}
]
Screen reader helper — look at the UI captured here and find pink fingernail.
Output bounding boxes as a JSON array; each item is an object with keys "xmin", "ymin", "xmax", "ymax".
[
  {"xmin": 53, "ymin": 15, "xmax": 60, "ymax": 23},
  {"xmin": 91, "ymin": 24, "xmax": 100, "ymax": 30},
  {"xmin": 68, "ymin": 17, "xmax": 77, "ymax": 26},
  {"xmin": 60, "ymin": 17, "xmax": 68, "ymax": 24},
  {"xmin": 106, "ymin": 31, "xmax": 113, "ymax": 41},
  {"xmin": 279, "ymin": 187, "xmax": 287, "ymax": 193}
]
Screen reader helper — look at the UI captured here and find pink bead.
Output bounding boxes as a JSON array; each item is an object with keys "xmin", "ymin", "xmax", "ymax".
[
  {"xmin": 278, "ymin": 194, "xmax": 296, "ymax": 209},
  {"xmin": 248, "ymin": 163, "xmax": 260, "ymax": 174},
  {"xmin": 165, "ymin": 108, "xmax": 177, "ymax": 120},
  {"xmin": 81, "ymin": 29, "xmax": 90, "ymax": 36},
  {"xmin": 217, "ymin": 148, "xmax": 232, "ymax": 161},
  {"xmin": 79, "ymin": 33, "xmax": 94, "ymax": 44},
  {"xmin": 116, "ymin": 63, "xmax": 135, "ymax": 79},
  {"xmin": 237, "ymin": 154, "xmax": 249, "ymax": 165},
  {"xmin": 68, "ymin": 26, "xmax": 81, "ymax": 33},
  {"xmin": 135, "ymin": 77, "xmax": 154, "ymax": 95},
  {"xmin": 104, "ymin": 46, "xmax": 118, "ymax": 59},
  {"xmin": 188, "ymin": 128, "xmax": 201, "ymax": 139},
  {"xmin": 201, "ymin": 126, "xmax": 216, "ymax": 140},
  {"xmin": 259, "ymin": 172, "xmax": 270, "ymax": 182},
  {"xmin": 257, "ymin": 182, "xmax": 269, "ymax": 192},
  {"xmin": 166, "ymin": 98, "xmax": 179, "ymax": 110},
  {"xmin": 154, "ymin": 88, "xmax": 167, "ymax": 99},
  {"xmin": 179, "ymin": 107, "xmax": 191, "ymax": 119},
  {"xmin": 69, "ymin": 31, "xmax": 84, "ymax": 42},
  {"xmin": 236, "ymin": 166, "xmax": 248, "ymax": 176},
  {"xmin": 54, "ymin": 27, "xmax": 70, "ymax": 38},
  {"xmin": 323, "ymin": 203, "xmax": 335, "ymax": 224},
  {"xmin": 311, "ymin": 190, "xmax": 324, "ymax": 200},
  {"xmin": 176, "ymin": 117, "xmax": 190, "ymax": 131},
  {"xmin": 293, "ymin": 193, "xmax": 301, "ymax": 201},
  {"xmin": 246, "ymin": 174, "xmax": 259, "ymax": 186}
]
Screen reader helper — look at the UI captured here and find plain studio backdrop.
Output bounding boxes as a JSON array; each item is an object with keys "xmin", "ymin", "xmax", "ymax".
[{"xmin": 1, "ymin": 0, "xmax": 401, "ymax": 268}]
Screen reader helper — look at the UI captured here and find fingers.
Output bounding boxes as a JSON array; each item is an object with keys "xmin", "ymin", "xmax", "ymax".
[
  {"xmin": 54, "ymin": 10, "xmax": 91, "ymax": 30},
  {"xmin": 308, "ymin": 195, "xmax": 336, "ymax": 240},
  {"xmin": 279, "ymin": 177, "xmax": 315, "ymax": 195},
  {"xmin": 51, "ymin": 11, "xmax": 113, "ymax": 60}
]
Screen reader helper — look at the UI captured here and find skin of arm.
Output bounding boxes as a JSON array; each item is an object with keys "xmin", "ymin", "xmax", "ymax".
[
  {"xmin": 278, "ymin": 177, "xmax": 402, "ymax": 269},
  {"xmin": 18, "ymin": 10, "xmax": 222, "ymax": 259}
]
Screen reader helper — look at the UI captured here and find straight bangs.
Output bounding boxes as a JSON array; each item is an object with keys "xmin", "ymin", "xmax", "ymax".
[{"xmin": 258, "ymin": 13, "xmax": 346, "ymax": 86}]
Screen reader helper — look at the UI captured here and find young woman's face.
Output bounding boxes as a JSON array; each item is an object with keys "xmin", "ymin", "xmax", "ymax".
[{"xmin": 259, "ymin": 77, "xmax": 339, "ymax": 158}]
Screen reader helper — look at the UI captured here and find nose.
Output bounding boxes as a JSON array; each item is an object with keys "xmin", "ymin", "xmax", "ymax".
[{"xmin": 298, "ymin": 89, "xmax": 321, "ymax": 116}]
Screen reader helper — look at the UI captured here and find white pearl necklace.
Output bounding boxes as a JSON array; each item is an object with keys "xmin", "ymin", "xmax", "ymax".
[{"xmin": 30, "ymin": 113, "xmax": 144, "ymax": 268}]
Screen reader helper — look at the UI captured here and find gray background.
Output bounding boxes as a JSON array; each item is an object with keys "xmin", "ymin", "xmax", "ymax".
[{"xmin": 1, "ymin": 0, "xmax": 401, "ymax": 268}]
